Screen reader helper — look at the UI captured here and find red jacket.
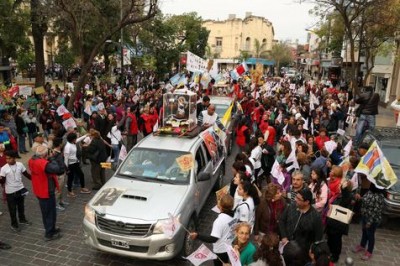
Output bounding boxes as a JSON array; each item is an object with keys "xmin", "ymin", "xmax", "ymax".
[
  {"xmin": 236, "ymin": 125, "xmax": 248, "ymax": 147},
  {"xmin": 127, "ymin": 113, "xmax": 138, "ymax": 135},
  {"xmin": 315, "ymin": 135, "xmax": 329, "ymax": 150},
  {"xmin": 28, "ymin": 157, "xmax": 59, "ymax": 199}
]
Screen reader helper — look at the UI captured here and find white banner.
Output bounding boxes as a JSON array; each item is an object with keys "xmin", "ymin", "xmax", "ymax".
[
  {"xmin": 19, "ymin": 86, "xmax": 32, "ymax": 96},
  {"xmin": 123, "ymin": 48, "xmax": 131, "ymax": 66},
  {"xmin": 186, "ymin": 51, "xmax": 207, "ymax": 73}
]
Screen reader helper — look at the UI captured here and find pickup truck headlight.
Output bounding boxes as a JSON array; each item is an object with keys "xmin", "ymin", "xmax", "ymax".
[
  {"xmin": 153, "ymin": 218, "xmax": 170, "ymax": 234},
  {"xmin": 84, "ymin": 204, "xmax": 96, "ymax": 224}
]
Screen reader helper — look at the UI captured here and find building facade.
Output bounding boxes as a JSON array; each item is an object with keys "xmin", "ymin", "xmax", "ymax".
[{"xmin": 202, "ymin": 12, "xmax": 275, "ymax": 59}]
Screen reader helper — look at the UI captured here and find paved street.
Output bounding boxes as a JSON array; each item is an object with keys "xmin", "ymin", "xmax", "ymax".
[{"xmin": 0, "ymin": 109, "xmax": 399, "ymax": 265}]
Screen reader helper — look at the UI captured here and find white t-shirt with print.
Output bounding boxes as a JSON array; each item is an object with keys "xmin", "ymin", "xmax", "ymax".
[
  {"xmin": 0, "ymin": 162, "xmax": 26, "ymax": 194},
  {"xmin": 211, "ymin": 213, "xmax": 235, "ymax": 253},
  {"xmin": 234, "ymin": 197, "xmax": 255, "ymax": 227}
]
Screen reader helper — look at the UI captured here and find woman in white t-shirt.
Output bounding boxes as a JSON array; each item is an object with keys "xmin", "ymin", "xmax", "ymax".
[
  {"xmin": 190, "ymin": 194, "xmax": 235, "ymax": 266},
  {"xmin": 234, "ymin": 180, "xmax": 256, "ymax": 229},
  {"xmin": 249, "ymin": 137, "xmax": 263, "ymax": 188},
  {"xmin": 107, "ymin": 123, "xmax": 122, "ymax": 169}
]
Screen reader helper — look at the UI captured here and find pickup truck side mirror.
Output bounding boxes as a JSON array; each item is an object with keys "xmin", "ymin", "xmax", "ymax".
[{"xmin": 197, "ymin": 172, "xmax": 211, "ymax": 181}]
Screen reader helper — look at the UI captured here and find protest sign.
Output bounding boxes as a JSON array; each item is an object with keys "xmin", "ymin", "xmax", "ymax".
[
  {"xmin": 34, "ymin": 86, "xmax": 45, "ymax": 94},
  {"xmin": 56, "ymin": 104, "xmax": 69, "ymax": 116},
  {"xmin": 62, "ymin": 118, "xmax": 77, "ymax": 130},
  {"xmin": 19, "ymin": 86, "xmax": 32, "ymax": 96},
  {"xmin": 186, "ymin": 51, "xmax": 207, "ymax": 73}
]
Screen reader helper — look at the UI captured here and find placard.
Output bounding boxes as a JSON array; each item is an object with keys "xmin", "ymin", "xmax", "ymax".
[{"xmin": 19, "ymin": 86, "xmax": 32, "ymax": 96}]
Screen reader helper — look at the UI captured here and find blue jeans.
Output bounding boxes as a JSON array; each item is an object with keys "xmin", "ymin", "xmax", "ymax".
[
  {"xmin": 360, "ymin": 218, "xmax": 377, "ymax": 253},
  {"xmin": 112, "ymin": 144, "xmax": 120, "ymax": 169},
  {"xmin": 355, "ymin": 114, "xmax": 376, "ymax": 144},
  {"xmin": 18, "ymin": 133, "xmax": 27, "ymax": 153},
  {"xmin": 38, "ymin": 194, "xmax": 57, "ymax": 237}
]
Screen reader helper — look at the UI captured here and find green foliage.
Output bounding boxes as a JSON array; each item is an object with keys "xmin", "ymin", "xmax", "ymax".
[
  {"xmin": 0, "ymin": 0, "xmax": 31, "ymax": 59},
  {"xmin": 17, "ymin": 50, "xmax": 35, "ymax": 71},
  {"xmin": 54, "ymin": 44, "xmax": 75, "ymax": 70},
  {"xmin": 268, "ymin": 42, "xmax": 292, "ymax": 69},
  {"xmin": 138, "ymin": 12, "xmax": 209, "ymax": 76}
]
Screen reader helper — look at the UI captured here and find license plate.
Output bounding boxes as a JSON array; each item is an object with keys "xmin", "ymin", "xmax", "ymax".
[{"xmin": 111, "ymin": 239, "xmax": 129, "ymax": 249}]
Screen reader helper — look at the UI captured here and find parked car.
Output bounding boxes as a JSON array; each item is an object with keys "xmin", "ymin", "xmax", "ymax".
[
  {"xmin": 83, "ymin": 131, "xmax": 226, "ymax": 260},
  {"xmin": 210, "ymin": 95, "xmax": 242, "ymax": 155},
  {"xmin": 359, "ymin": 129, "xmax": 400, "ymax": 222}
]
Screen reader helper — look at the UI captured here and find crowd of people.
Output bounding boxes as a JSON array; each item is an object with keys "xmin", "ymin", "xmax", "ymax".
[{"xmin": 0, "ymin": 69, "xmax": 384, "ymax": 265}]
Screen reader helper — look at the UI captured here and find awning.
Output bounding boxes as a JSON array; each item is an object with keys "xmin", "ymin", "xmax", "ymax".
[{"xmin": 245, "ymin": 58, "xmax": 275, "ymax": 66}]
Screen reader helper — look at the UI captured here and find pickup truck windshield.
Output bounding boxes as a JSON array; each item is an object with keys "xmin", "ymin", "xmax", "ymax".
[{"xmin": 117, "ymin": 148, "xmax": 191, "ymax": 184}]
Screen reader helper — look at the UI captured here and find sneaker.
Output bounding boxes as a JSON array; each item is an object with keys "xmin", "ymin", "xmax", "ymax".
[
  {"xmin": 44, "ymin": 232, "xmax": 62, "ymax": 241},
  {"xmin": 361, "ymin": 251, "xmax": 372, "ymax": 260},
  {"xmin": 10, "ymin": 225, "xmax": 21, "ymax": 233},
  {"xmin": 67, "ymin": 192, "xmax": 77, "ymax": 198},
  {"xmin": 59, "ymin": 201, "xmax": 69, "ymax": 207},
  {"xmin": 19, "ymin": 220, "xmax": 32, "ymax": 225},
  {"xmin": 352, "ymin": 245, "xmax": 365, "ymax": 253},
  {"xmin": 56, "ymin": 205, "xmax": 65, "ymax": 212},
  {"xmin": 80, "ymin": 188, "xmax": 91, "ymax": 194}
]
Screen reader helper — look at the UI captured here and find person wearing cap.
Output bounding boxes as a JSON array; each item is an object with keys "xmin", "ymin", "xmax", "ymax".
[
  {"xmin": 31, "ymin": 132, "xmax": 48, "ymax": 153},
  {"xmin": 28, "ymin": 144, "xmax": 64, "ymax": 241},
  {"xmin": 279, "ymin": 188, "xmax": 323, "ymax": 265}
]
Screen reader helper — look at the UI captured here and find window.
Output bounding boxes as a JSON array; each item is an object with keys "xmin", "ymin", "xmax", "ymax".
[
  {"xmin": 262, "ymin": 38, "xmax": 267, "ymax": 47},
  {"xmin": 216, "ymin": 37, "xmax": 223, "ymax": 47},
  {"xmin": 195, "ymin": 148, "xmax": 206, "ymax": 174},
  {"xmin": 245, "ymin": 37, "xmax": 251, "ymax": 51}
]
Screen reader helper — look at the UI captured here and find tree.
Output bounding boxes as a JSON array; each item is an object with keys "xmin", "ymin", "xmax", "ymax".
[
  {"xmin": 308, "ymin": 0, "xmax": 389, "ymax": 95},
  {"xmin": 138, "ymin": 12, "xmax": 209, "ymax": 76},
  {"xmin": 0, "ymin": 0, "xmax": 31, "ymax": 81},
  {"xmin": 361, "ymin": 0, "xmax": 400, "ymax": 84},
  {"xmin": 54, "ymin": 43, "xmax": 75, "ymax": 85},
  {"xmin": 253, "ymin": 39, "xmax": 269, "ymax": 59},
  {"xmin": 53, "ymin": 0, "xmax": 158, "ymax": 109},
  {"xmin": 268, "ymin": 42, "xmax": 292, "ymax": 72}
]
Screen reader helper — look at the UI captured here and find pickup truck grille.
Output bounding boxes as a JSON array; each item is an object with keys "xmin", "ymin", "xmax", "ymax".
[{"xmin": 96, "ymin": 215, "xmax": 153, "ymax": 236}]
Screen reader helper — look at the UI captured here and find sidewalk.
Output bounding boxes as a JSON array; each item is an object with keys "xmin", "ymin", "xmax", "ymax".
[{"xmin": 377, "ymin": 105, "xmax": 397, "ymax": 128}]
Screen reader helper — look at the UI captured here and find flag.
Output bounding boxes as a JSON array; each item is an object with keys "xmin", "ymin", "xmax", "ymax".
[
  {"xmin": 343, "ymin": 139, "xmax": 353, "ymax": 158},
  {"xmin": 286, "ymin": 148, "xmax": 299, "ymax": 172},
  {"xmin": 235, "ymin": 62, "xmax": 249, "ymax": 76},
  {"xmin": 230, "ymin": 70, "xmax": 239, "ymax": 81},
  {"xmin": 170, "ymin": 74, "xmax": 181, "ymax": 86},
  {"xmin": 186, "ymin": 244, "xmax": 217, "ymax": 266},
  {"xmin": 56, "ymin": 104, "xmax": 69, "ymax": 116},
  {"xmin": 354, "ymin": 141, "xmax": 398, "ymax": 189},
  {"xmin": 221, "ymin": 104, "xmax": 233, "ymax": 127},
  {"xmin": 225, "ymin": 243, "xmax": 242, "ymax": 266},
  {"xmin": 271, "ymin": 160, "xmax": 285, "ymax": 185},
  {"xmin": 161, "ymin": 213, "xmax": 181, "ymax": 239}
]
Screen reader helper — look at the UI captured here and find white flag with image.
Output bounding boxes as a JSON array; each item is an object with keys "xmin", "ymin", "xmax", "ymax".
[
  {"xmin": 343, "ymin": 139, "xmax": 353, "ymax": 158},
  {"xmin": 271, "ymin": 160, "xmax": 285, "ymax": 185},
  {"xmin": 186, "ymin": 244, "xmax": 217, "ymax": 266},
  {"xmin": 286, "ymin": 148, "xmax": 299, "ymax": 171},
  {"xmin": 161, "ymin": 213, "xmax": 181, "ymax": 239},
  {"xmin": 225, "ymin": 243, "xmax": 242, "ymax": 266}
]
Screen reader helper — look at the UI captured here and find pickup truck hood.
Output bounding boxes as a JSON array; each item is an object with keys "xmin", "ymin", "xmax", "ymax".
[{"xmin": 90, "ymin": 178, "xmax": 189, "ymax": 221}]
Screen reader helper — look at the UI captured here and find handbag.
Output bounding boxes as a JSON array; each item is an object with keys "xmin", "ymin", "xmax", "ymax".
[
  {"xmin": 22, "ymin": 126, "xmax": 29, "ymax": 133},
  {"xmin": 327, "ymin": 204, "xmax": 354, "ymax": 224}
]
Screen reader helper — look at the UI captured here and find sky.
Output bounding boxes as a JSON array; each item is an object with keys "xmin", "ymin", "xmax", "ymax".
[{"xmin": 159, "ymin": 0, "xmax": 318, "ymax": 43}]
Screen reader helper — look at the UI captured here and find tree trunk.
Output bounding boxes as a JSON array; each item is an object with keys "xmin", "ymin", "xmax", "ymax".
[
  {"xmin": 347, "ymin": 32, "xmax": 359, "ymax": 97},
  {"xmin": 31, "ymin": 0, "xmax": 46, "ymax": 87}
]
